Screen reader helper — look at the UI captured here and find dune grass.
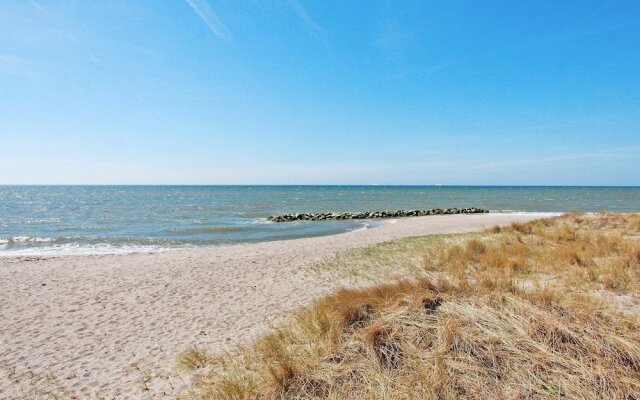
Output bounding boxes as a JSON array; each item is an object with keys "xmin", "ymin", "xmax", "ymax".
[
  {"xmin": 178, "ymin": 212, "xmax": 640, "ymax": 399},
  {"xmin": 311, "ymin": 234, "xmax": 449, "ymax": 282}
]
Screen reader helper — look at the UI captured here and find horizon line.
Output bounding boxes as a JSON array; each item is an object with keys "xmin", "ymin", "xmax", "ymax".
[{"xmin": 1, "ymin": 184, "xmax": 639, "ymax": 188}]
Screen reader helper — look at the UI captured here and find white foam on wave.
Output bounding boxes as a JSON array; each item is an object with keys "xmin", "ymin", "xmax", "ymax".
[
  {"xmin": 349, "ymin": 222, "xmax": 373, "ymax": 233},
  {"xmin": 250, "ymin": 218, "xmax": 272, "ymax": 225},
  {"xmin": 0, "ymin": 243, "xmax": 192, "ymax": 257},
  {"xmin": 0, "ymin": 236, "xmax": 55, "ymax": 243}
]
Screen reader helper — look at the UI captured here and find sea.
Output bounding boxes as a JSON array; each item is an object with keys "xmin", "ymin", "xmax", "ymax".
[{"xmin": 1, "ymin": 185, "xmax": 638, "ymax": 256}]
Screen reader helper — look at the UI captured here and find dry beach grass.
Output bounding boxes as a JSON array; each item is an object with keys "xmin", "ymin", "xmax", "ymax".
[{"xmin": 178, "ymin": 213, "xmax": 640, "ymax": 399}]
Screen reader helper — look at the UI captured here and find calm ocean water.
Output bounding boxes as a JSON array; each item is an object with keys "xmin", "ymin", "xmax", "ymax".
[{"xmin": 1, "ymin": 186, "xmax": 638, "ymax": 255}]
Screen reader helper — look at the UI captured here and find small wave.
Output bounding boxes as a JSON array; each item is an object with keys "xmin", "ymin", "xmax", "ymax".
[
  {"xmin": 0, "ymin": 235, "xmax": 195, "ymax": 251},
  {"xmin": 2, "ymin": 217, "xmax": 62, "ymax": 224},
  {"xmin": 164, "ymin": 226, "xmax": 251, "ymax": 235},
  {"xmin": 250, "ymin": 218, "xmax": 272, "ymax": 224},
  {"xmin": 349, "ymin": 222, "xmax": 372, "ymax": 233},
  {"xmin": 53, "ymin": 226, "xmax": 99, "ymax": 232},
  {"xmin": 0, "ymin": 243, "xmax": 194, "ymax": 257},
  {"xmin": 0, "ymin": 236, "xmax": 55, "ymax": 243}
]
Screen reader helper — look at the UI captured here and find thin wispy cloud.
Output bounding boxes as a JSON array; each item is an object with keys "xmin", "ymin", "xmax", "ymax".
[
  {"xmin": 287, "ymin": 0, "xmax": 333, "ymax": 55},
  {"xmin": 27, "ymin": 0, "xmax": 46, "ymax": 13},
  {"xmin": 86, "ymin": 51, "xmax": 103, "ymax": 67},
  {"xmin": 183, "ymin": 0, "xmax": 232, "ymax": 43},
  {"xmin": 288, "ymin": 0, "xmax": 324, "ymax": 39}
]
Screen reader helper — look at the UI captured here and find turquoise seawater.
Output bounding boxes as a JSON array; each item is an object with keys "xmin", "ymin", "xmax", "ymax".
[{"xmin": 1, "ymin": 186, "xmax": 638, "ymax": 255}]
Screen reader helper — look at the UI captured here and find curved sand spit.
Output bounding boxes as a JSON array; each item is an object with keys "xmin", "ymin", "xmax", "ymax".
[{"xmin": 0, "ymin": 213, "xmax": 553, "ymax": 399}]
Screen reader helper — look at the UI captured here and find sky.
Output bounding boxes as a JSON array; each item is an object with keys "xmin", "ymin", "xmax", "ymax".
[{"xmin": 1, "ymin": 0, "xmax": 639, "ymax": 185}]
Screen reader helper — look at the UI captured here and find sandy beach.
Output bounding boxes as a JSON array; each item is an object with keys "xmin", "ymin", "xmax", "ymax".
[{"xmin": 0, "ymin": 213, "xmax": 552, "ymax": 399}]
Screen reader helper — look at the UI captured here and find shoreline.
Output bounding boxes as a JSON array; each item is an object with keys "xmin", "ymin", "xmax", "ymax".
[
  {"xmin": 0, "ymin": 212, "xmax": 560, "ymax": 258},
  {"xmin": 0, "ymin": 213, "xmax": 555, "ymax": 399}
]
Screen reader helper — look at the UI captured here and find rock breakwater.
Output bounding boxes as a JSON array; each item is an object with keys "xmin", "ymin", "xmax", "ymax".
[{"xmin": 268, "ymin": 207, "xmax": 488, "ymax": 222}]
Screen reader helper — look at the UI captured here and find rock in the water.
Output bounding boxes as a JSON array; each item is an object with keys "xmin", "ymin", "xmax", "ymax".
[{"xmin": 268, "ymin": 207, "xmax": 488, "ymax": 222}]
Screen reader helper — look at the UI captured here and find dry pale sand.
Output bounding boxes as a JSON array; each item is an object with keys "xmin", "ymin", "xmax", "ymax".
[{"xmin": 0, "ymin": 213, "xmax": 552, "ymax": 399}]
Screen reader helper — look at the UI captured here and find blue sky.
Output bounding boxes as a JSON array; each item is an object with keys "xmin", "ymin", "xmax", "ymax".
[{"xmin": 1, "ymin": 0, "xmax": 639, "ymax": 185}]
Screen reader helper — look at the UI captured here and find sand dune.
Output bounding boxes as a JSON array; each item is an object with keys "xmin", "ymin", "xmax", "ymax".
[{"xmin": 0, "ymin": 213, "xmax": 552, "ymax": 399}]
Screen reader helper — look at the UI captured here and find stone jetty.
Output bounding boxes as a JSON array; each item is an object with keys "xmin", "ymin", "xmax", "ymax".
[{"xmin": 267, "ymin": 207, "xmax": 488, "ymax": 222}]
